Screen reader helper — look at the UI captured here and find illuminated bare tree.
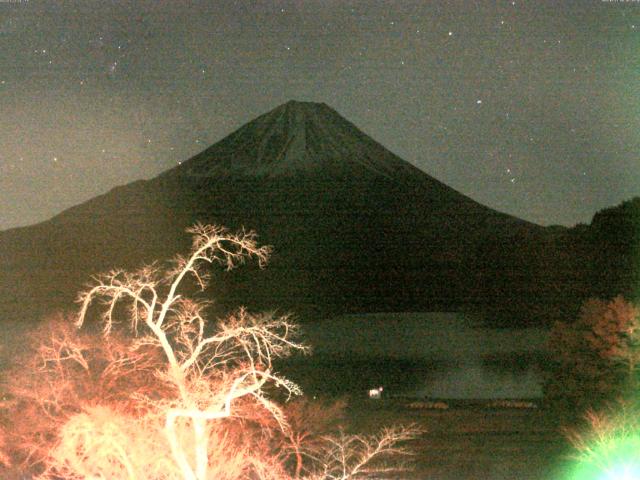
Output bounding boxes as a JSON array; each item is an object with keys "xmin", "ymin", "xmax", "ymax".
[
  {"xmin": 1, "ymin": 223, "xmax": 421, "ymax": 479},
  {"xmin": 309, "ymin": 425, "xmax": 421, "ymax": 480},
  {"xmin": 75, "ymin": 224, "xmax": 308, "ymax": 480}
]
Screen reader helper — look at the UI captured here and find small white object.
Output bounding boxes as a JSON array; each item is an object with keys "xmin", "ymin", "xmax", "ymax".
[{"xmin": 368, "ymin": 386, "xmax": 383, "ymax": 399}]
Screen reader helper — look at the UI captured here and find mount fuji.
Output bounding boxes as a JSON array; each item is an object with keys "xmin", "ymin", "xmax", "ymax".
[{"xmin": 0, "ymin": 101, "xmax": 562, "ymax": 324}]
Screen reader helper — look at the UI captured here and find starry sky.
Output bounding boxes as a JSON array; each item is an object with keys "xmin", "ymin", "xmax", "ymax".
[{"xmin": 1, "ymin": 0, "xmax": 638, "ymax": 230}]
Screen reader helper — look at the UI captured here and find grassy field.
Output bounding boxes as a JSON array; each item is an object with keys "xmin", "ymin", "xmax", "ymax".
[{"xmin": 346, "ymin": 398, "xmax": 574, "ymax": 480}]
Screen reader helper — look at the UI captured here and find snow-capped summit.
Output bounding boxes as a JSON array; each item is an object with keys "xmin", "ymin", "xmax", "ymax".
[{"xmin": 171, "ymin": 100, "xmax": 423, "ymax": 180}]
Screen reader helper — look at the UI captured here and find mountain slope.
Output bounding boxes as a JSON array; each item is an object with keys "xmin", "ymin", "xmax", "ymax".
[{"xmin": 0, "ymin": 101, "xmax": 550, "ymax": 323}]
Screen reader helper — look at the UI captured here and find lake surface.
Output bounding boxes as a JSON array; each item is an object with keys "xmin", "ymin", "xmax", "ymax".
[{"xmin": 293, "ymin": 312, "xmax": 549, "ymax": 399}]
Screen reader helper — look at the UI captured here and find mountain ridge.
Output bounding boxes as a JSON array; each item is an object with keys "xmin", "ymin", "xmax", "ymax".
[{"xmin": 0, "ymin": 101, "xmax": 577, "ymax": 325}]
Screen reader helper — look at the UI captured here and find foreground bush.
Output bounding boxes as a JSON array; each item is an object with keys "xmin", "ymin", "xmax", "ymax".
[{"xmin": 0, "ymin": 224, "xmax": 418, "ymax": 479}]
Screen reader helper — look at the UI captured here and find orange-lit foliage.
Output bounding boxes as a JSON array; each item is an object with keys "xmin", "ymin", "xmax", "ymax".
[
  {"xmin": 0, "ymin": 316, "xmax": 309, "ymax": 479},
  {"xmin": 42, "ymin": 401, "xmax": 293, "ymax": 480},
  {"xmin": 545, "ymin": 296, "xmax": 640, "ymax": 416},
  {"xmin": 0, "ymin": 313, "xmax": 167, "ymax": 476}
]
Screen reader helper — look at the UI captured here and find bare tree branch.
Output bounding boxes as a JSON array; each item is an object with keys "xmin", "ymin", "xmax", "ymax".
[{"xmin": 72, "ymin": 224, "xmax": 305, "ymax": 480}]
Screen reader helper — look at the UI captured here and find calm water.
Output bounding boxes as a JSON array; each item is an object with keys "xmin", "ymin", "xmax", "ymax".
[{"xmin": 291, "ymin": 312, "xmax": 549, "ymax": 399}]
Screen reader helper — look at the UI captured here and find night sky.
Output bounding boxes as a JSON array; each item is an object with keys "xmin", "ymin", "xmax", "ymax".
[{"xmin": 1, "ymin": 0, "xmax": 638, "ymax": 231}]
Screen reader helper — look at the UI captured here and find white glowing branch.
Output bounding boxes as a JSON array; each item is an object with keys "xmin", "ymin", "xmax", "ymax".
[
  {"xmin": 75, "ymin": 224, "xmax": 307, "ymax": 480},
  {"xmin": 76, "ymin": 225, "xmax": 274, "ymax": 373},
  {"xmin": 313, "ymin": 425, "xmax": 422, "ymax": 480}
]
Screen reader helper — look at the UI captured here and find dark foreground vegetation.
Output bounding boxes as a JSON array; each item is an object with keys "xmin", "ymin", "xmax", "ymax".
[{"xmin": 346, "ymin": 398, "xmax": 570, "ymax": 480}]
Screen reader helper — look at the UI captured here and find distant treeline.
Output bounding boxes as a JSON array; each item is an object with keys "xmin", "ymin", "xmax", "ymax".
[{"xmin": 473, "ymin": 196, "xmax": 640, "ymax": 326}]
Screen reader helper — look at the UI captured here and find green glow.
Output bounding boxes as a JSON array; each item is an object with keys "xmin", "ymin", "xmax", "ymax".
[{"xmin": 566, "ymin": 433, "xmax": 640, "ymax": 480}]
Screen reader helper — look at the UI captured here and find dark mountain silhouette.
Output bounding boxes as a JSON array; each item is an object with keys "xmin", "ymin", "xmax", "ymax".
[
  {"xmin": 0, "ymin": 101, "xmax": 614, "ymax": 325},
  {"xmin": 576, "ymin": 197, "xmax": 640, "ymax": 302},
  {"xmin": 500, "ymin": 196, "xmax": 640, "ymax": 325}
]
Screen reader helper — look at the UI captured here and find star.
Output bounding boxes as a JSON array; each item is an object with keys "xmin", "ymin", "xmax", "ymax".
[{"xmin": 448, "ymin": 31, "xmax": 453, "ymax": 36}]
